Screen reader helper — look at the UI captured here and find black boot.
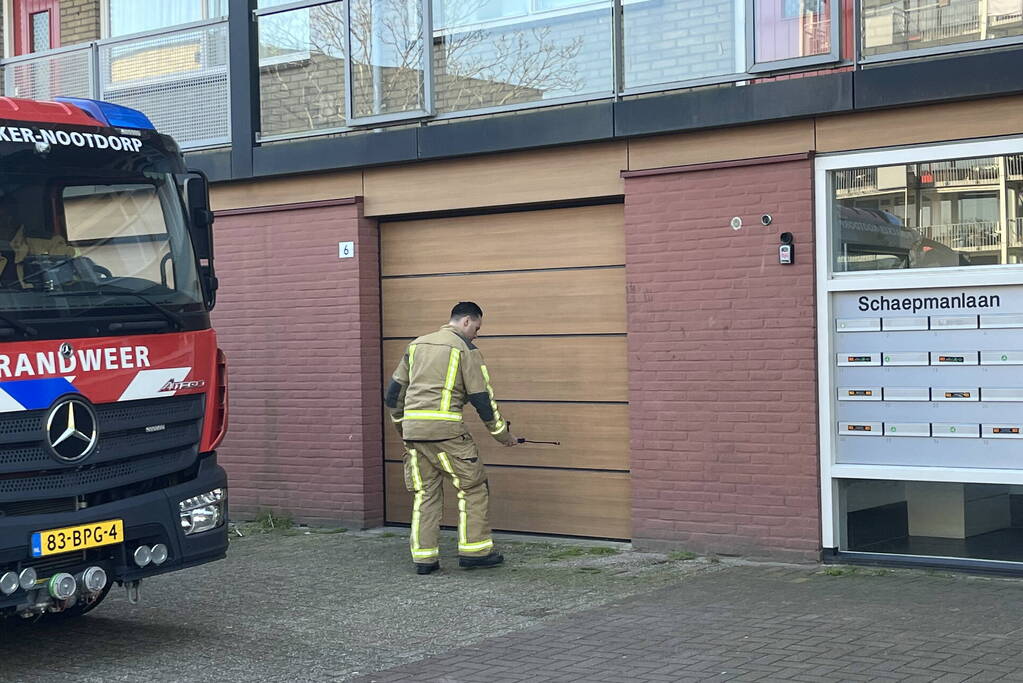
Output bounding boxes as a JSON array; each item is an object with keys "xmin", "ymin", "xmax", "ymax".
[
  {"xmin": 415, "ymin": 561, "xmax": 440, "ymax": 575},
  {"xmin": 459, "ymin": 552, "xmax": 504, "ymax": 569}
]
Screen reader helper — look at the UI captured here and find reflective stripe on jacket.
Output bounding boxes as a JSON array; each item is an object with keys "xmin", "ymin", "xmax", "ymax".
[{"xmin": 385, "ymin": 324, "xmax": 512, "ymax": 444}]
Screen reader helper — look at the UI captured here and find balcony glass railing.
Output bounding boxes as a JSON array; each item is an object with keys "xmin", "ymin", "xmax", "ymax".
[
  {"xmin": 258, "ymin": 2, "xmax": 347, "ymax": 138},
  {"xmin": 2, "ymin": 19, "xmax": 230, "ymax": 150},
  {"xmin": 4, "ymin": 0, "xmax": 1018, "ymax": 150},
  {"xmin": 434, "ymin": 0, "xmax": 614, "ymax": 114},
  {"xmin": 253, "ymin": 0, "xmax": 842, "ymax": 141},
  {"xmin": 861, "ymin": 0, "xmax": 1023, "ymax": 59}
]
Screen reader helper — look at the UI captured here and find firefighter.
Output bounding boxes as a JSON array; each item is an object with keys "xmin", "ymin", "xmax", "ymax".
[
  {"xmin": 11, "ymin": 224, "xmax": 76, "ymax": 263},
  {"xmin": 385, "ymin": 301, "xmax": 518, "ymax": 575}
]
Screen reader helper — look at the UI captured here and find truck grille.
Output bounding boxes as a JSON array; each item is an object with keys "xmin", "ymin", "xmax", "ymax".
[
  {"xmin": 23, "ymin": 551, "xmax": 87, "ymax": 577},
  {"xmin": 0, "ymin": 395, "xmax": 204, "ymax": 503},
  {"xmin": 0, "ymin": 497, "xmax": 77, "ymax": 517}
]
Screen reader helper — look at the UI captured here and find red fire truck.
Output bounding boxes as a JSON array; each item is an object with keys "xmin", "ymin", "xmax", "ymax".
[{"xmin": 0, "ymin": 96, "xmax": 228, "ymax": 619}]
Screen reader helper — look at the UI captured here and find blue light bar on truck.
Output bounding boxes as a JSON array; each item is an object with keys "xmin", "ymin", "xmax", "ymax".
[{"xmin": 53, "ymin": 97, "xmax": 155, "ymax": 131}]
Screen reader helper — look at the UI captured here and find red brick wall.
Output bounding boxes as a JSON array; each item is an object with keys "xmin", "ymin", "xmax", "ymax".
[
  {"xmin": 624, "ymin": 156, "xmax": 820, "ymax": 562},
  {"xmin": 211, "ymin": 198, "xmax": 383, "ymax": 528}
]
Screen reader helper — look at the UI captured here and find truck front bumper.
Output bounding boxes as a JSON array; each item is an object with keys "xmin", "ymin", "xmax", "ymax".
[{"xmin": 0, "ymin": 453, "xmax": 228, "ymax": 612}]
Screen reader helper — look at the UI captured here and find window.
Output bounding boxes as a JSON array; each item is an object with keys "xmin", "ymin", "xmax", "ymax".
[
  {"xmin": 830, "ymin": 153, "xmax": 1023, "ymax": 273},
  {"xmin": 13, "ymin": 0, "xmax": 60, "ymax": 56},
  {"xmin": 861, "ymin": 0, "xmax": 1023, "ymax": 59},
  {"xmin": 0, "ymin": 173, "xmax": 202, "ymax": 311},
  {"xmin": 533, "ymin": 0, "xmax": 600, "ymax": 12},
  {"xmin": 753, "ymin": 0, "xmax": 834, "ymax": 65},
  {"xmin": 433, "ymin": 0, "xmax": 529, "ymax": 27},
  {"xmin": 433, "ymin": 0, "xmax": 614, "ymax": 114},
  {"xmin": 257, "ymin": 1, "xmax": 347, "ymax": 137},
  {"xmin": 63, "ymin": 184, "xmax": 179, "ymax": 289},
  {"xmin": 107, "ymin": 0, "xmax": 227, "ymax": 37},
  {"xmin": 347, "ymin": 0, "xmax": 430, "ymax": 122},
  {"xmin": 252, "ymin": 0, "xmax": 844, "ymax": 135},
  {"xmin": 622, "ymin": 0, "xmax": 743, "ymax": 90},
  {"xmin": 31, "ymin": 11, "xmax": 52, "ymax": 52},
  {"xmin": 783, "ymin": 0, "xmax": 823, "ymax": 18},
  {"xmin": 258, "ymin": 5, "xmax": 313, "ymax": 62},
  {"xmin": 840, "ymin": 480, "xmax": 1023, "ymax": 563}
]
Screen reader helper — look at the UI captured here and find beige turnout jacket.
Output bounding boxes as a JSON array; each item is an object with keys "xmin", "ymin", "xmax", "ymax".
[{"xmin": 385, "ymin": 324, "xmax": 513, "ymax": 445}]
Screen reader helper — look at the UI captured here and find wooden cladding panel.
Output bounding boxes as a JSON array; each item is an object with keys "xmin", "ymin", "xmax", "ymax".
[
  {"xmin": 383, "ymin": 336, "xmax": 628, "ymax": 403},
  {"xmin": 383, "ymin": 268, "xmax": 626, "ymax": 338},
  {"xmin": 364, "ymin": 142, "xmax": 627, "ymax": 216},
  {"xmin": 385, "ymin": 462, "xmax": 631, "ymax": 538},
  {"xmin": 380, "ymin": 204, "xmax": 624, "ymax": 276},
  {"xmin": 815, "ymin": 96, "xmax": 1023, "ymax": 153},
  {"xmin": 384, "ymin": 402, "xmax": 629, "ymax": 470},
  {"xmin": 210, "ymin": 171, "xmax": 362, "ymax": 212},
  {"xmin": 628, "ymin": 120, "xmax": 815, "ymax": 171}
]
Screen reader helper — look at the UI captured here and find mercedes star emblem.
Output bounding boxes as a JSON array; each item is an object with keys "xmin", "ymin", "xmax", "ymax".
[
  {"xmin": 45, "ymin": 397, "xmax": 99, "ymax": 463},
  {"xmin": 59, "ymin": 343, "xmax": 73, "ymax": 359}
]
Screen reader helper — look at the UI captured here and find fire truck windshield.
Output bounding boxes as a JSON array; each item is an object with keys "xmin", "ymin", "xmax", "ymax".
[{"xmin": 0, "ymin": 170, "xmax": 202, "ymax": 323}]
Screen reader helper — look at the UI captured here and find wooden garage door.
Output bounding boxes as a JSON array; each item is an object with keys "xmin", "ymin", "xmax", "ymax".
[{"xmin": 381, "ymin": 203, "xmax": 631, "ymax": 539}]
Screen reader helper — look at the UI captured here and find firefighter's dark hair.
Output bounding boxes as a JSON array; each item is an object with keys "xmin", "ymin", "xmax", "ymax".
[{"xmin": 450, "ymin": 301, "xmax": 483, "ymax": 321}]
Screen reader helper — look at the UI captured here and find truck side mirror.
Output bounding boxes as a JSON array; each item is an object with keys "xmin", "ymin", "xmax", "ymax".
[
  {"xmin": 184, "ymin": 172, "xmax": 218, "ymax": 309},
  {"xmin": 184, "ymin": 175, "xmax": 213, "ymax": 259}
]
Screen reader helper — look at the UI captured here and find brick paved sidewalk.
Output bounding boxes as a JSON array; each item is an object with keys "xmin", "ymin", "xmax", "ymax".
[{"xmin": 359, "ymin": 564, "xmax": 1023, "ymax": 682}]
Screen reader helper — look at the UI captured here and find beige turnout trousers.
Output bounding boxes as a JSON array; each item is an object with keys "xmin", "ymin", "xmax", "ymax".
[{"xmin": 403, "ymin": 433, "xmax": 494, "ymax": 564}]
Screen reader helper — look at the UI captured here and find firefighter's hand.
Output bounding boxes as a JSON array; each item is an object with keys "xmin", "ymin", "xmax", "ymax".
[{"xmin": 505, "ymin": 431, "xmax": 519, "ymax": 446}]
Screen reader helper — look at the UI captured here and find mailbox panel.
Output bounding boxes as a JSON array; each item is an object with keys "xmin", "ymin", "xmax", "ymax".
[{"xmin": 832, "ymin": 285, "xmax": 1023, "ymax": 469}]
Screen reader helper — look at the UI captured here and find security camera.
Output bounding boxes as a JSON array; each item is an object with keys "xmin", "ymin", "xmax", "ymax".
[{"xmin": 760, "ymin": 214, "xmax": 772, "ymax": 226}]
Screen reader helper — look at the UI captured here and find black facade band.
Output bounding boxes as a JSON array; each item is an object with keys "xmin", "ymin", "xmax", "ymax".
[{"xmin": 376, "ymin": 195, "xmax": 625, "ymax": 223}]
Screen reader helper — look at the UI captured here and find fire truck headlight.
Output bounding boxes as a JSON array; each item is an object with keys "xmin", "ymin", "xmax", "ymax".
[
  {"xmin": 179, "ymin": 488, "xmax": 226, "ymax": 536},
  {"xmin": 18, "ymin": 568, "xmax": 36, "ymax": 591},
  {"xmin": 78, "ymin": 566, "xmax": 107, "ymax": 593},
  {"xmin": 150, "ymin": 544, "xmax": 169, "ymax": 565},
  {"xmin": 0, "ymin": 571, "xmax": 18, "ymax": 595},
  {"xmin": 48, "ymin": 573, "xmax": 77, "ymax": 600}
]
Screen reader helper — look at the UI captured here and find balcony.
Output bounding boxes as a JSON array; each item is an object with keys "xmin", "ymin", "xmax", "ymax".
[
  {"xmin": 920, "ymin": 157, "xmax": 1001, "ymax": 186},
  {"xmin": 834, "ymin": 168, "xmax": 880, "ymax": 196},
  {"xmin": 834, "ymin": 157, "xmax": 1018, "ymax": 199},
  {"xmin": 914, "ymin": 220, "xmax": 1023, "ymax": 254},
  {"xmin": 922, "ymin": 221, "xmax": 1001, "ymax": 252},
  {"xmin": 252, "ymin": 0, "xmax": 843, "ymax": 142},
  {"xmin": 2, "ymin": 20, "xmax": 230, "ymax": 150},
  {"xmin": 1007, "ymin": 155, "xmax": 1023, "ymax": 180},
  {"xmin": 0, "ymin": 0, "xmax": 1014, "ymax": 159},
  {"xmin": 1010, "ymin": 218, "xmax": 1023, "ymax": 247}
]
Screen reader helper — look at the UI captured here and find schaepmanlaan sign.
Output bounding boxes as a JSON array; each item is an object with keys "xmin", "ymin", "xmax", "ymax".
[{"xmin": 858, "ymin": 292, "xmax": 1002, "ymax": 315}]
